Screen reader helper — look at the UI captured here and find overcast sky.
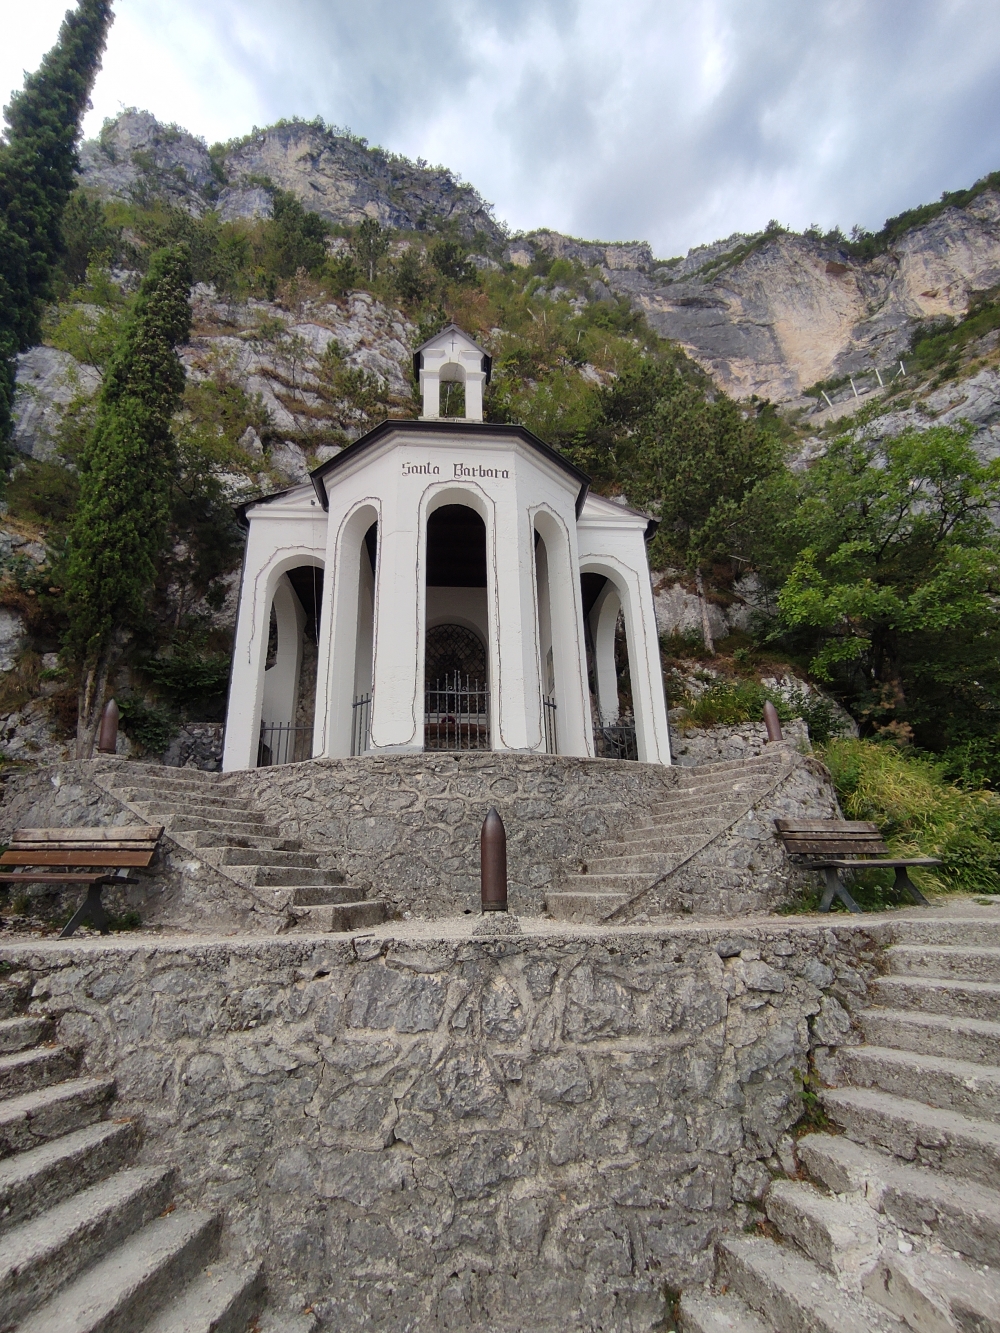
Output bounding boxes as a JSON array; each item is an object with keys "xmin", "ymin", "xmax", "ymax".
[{"xmin": 4, "ymin": 0, "xmax": 1000, "ymax": 258}]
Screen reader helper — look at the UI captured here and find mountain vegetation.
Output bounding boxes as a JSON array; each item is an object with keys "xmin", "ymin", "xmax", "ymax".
[{"xmin": 0, "ymin": 0, "xmax": 112, "ymax": 450}]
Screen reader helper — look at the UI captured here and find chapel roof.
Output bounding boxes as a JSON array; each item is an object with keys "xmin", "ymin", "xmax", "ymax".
[
  {"xmin": 411, "ymin": 323, "xmax": 493, "ymax": 384},
  {"xmin": 309, "ymin": 417, "xmax": 591, "ymax": 514}
]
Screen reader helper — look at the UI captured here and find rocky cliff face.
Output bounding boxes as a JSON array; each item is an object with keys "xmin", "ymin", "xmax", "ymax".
[
  {"xmin": 523, "ymin": 195, "xmax": 1000, "ymax": 403},
  {"xmin": 78, "ymin": 111, "xmax": 1000, "ymax": 405},
  {"xmin": 80, "ymin": 110, "xmax": 502, "ymax": 241}
]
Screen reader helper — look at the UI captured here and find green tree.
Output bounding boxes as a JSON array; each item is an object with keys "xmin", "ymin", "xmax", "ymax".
[
  {"xmin": 62, "ymin": 245, "xmax": 192, "ymax": 756},
  {"xmin": 261, "ymin": 189, "xmax": 329, "ymax": 279},
  {"xmin": 0, "ymin": 0, "xmax": 113, "ymax": 445},
  {"xmin": 351, "ymin": 217, "xmax": 390, "ymax": 283},
  {"xmin": 776, "ymin": 424, "xmax": 1000, "ymax": 744}
]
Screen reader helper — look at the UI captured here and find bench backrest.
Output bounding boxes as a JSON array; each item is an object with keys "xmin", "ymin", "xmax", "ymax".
[
  {"xmin": 774, "ymin": 818, "xmax": 888, "ymax": 858},
  {"xmin": 1, "ymin": 826, "xmax": 164, "ymax": 869}
]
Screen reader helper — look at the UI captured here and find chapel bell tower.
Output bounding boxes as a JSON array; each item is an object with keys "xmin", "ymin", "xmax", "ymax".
[{"xmin": 413, "ymin": 324, "xmax": 492, "ymax": 421}]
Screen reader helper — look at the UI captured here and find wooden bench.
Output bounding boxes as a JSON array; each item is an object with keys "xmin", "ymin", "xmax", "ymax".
[
  {"xmin": 774, "ymin": 818, "xmax": 941, "ymax": 914},
  {"xmin": 0, "ymin": 826, "xmax": 163, "ymax": 937}
]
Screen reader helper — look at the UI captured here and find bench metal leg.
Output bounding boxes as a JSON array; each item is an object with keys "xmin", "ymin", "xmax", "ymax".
[
  {"xmin": 819, "ymin": 867, "xmax": 862, "ymax": 915},
  {"xmin": 59, "ymin": 883, "xmax": 111, "ymax": 939},
  {"xmin": 893, "ymin": 867, "xmax": 930, "ymax": 906}
]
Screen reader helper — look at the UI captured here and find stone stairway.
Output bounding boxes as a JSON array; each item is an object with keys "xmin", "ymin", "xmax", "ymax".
[
  {"xmin": 547, "ymin": 749, "xmax": 795, "ymax": 922},
  {"xmin": 98, "ymin": 762, "xmax": 388, "ymax": 932},
  {"xmin": 679, "ymin": 907, "xmax": 1000, "ymax": 1333},
  {"xmin": 0, "ymin": 969, "xmax": 315, "ymax": 1331}
]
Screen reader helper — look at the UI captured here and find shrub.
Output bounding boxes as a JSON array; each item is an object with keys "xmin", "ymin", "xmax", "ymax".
[
  {"xmin": 117, "ymin": 697, "xmax": 176, "ymax": 753},
  {"xmin": 5, "ymin": 459, "xmax": 79, "ymax": 525},
  {"xmin": 820, "ymin": 738, "xmax": 1000, "ymax": 895}
]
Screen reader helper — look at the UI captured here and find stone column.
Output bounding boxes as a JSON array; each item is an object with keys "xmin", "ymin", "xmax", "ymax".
[{"xmin": 321, "ymin": 504, "xmax": 381, "ymax": 758}]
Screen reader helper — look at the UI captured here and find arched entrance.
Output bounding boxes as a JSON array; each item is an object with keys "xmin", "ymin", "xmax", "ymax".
[
  {"xmin": 424, "ymin": 504, "xmax": 491, "ymax": 749},
  {"xmin": 258, "ymin": 562, "xmax": 324, "ymax": 765}
]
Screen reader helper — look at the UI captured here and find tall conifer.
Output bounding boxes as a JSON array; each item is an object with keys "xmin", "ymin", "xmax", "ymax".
[
  {"xmin": 0, "ymin": 0, "xmax": 113, "ymax": 446},
  {"xmin": 63, "ymin": 245, "xmax": 192, "ymax": 757}
]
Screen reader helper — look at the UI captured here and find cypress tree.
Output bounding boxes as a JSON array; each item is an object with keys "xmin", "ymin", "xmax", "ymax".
[
  {"xmin": 63, "ymin": 245, "xmax": 192, "ymax": 757},
  {"xmin": 0, "ymin": 0, "xmax": 113, "ymax": 446}
]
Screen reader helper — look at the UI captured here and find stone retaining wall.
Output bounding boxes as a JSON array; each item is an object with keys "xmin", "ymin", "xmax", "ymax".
[
  {"xmin": 240, "ymin": 753, "xmax": 680, "ymax": 918},
  {"xmin": 1, "ymin": 918, "xmax": 886, "ymax": 1330}
]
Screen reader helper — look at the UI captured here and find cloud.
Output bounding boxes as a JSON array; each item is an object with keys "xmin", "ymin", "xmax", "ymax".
[{"xmin": 4, "ymin": 0, "xmax": 1000, "ymax": 256}]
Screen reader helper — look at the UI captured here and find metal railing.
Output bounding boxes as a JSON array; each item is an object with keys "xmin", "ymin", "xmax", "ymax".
[
  {"xmin": 351, "ymin": 693, "xmax": 372, "ymax": 756},
  {"xmin": 594, "ymin": 713, "xmax": 638, "ymax": 761},
  {"xmin": 257, "ymin": 721, "xmax": 313, "ymax": 766},
  {"xmin": 543, "ymin": 694, "xmax": 558, "ymax": 754},
  {"xmin": 425, "ymin": 673, "xmax": 491, "ymax": 750}
]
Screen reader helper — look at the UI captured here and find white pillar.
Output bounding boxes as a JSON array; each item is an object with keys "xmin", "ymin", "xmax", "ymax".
[
  {"xmin": 222, "ymin": 541, "xmax": 275, "ymax": 772},
  {"xmin": 534, "ymin": 512, "xmax": 592, "ymax": 757},
  {"xmin": 490, "ymin": 497, "xmax": 543, "ymax": 752},
  {"xmin": 591, "ymin": 582, "xmax": 622, "ymax": 724},
  {"xmin": 588, "ymin": 564, "xmax": 670, "ymax": 765},
  {"xmin": 370, "ymin": 490, "xmax": 423, "ymax": 751},
  {"xmin": 321, "ymin": 504, "xmax": 380, "ymax": 758},
  {"xmin": 464, "ymin": 370, "xmax": 485, "ymax": 421}
]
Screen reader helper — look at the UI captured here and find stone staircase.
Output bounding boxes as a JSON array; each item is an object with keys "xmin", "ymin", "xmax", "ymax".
[
  {"xmin": 547, "ymin": 749, "xmax": 795, "ymax": 922},
  {"xmin": 0, "ymin": 969, "xmax": 315, "ymax": 1331},
  {"xmin": 679, "ymin": 906, "xmax": 1000, "ymax": 1333},
  {"xmin": 97, "ymin": 762, "xmax": 388, "ymax": 932}
]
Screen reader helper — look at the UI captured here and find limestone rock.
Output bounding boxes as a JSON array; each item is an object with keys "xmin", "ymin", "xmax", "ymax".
[
  {"xmin": 0, "ymin": 608, "xmax": 25, "ymax": 673},
  {"xmin": 13, "ymin": 347, "xmax": 100, "ymax": 460},
  {"xmin": 80, "ymin": 111, "xmax": 502, "ymax": 242}
]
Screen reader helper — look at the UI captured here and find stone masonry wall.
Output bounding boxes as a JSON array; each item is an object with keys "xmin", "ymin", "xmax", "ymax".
[
  {"xmin": 238, "ymin": 753, "xmax": 680, "ymax": 919},
  {"xmin": 0, "ymin": 919, "xmax": 887, "ymax": 1330}
]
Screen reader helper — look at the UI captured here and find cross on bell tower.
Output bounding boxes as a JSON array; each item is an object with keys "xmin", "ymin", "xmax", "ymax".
[{"xmin": 412, "ymin": 324, "xmax": 492, "ymax": 421}]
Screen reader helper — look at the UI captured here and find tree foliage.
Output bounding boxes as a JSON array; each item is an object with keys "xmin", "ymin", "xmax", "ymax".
[
  {"xmin": 776, "ymin": 424, "xmax": 1000, "ymax": 747},
  {"xmin": 0, "ymin": 0, "xmax": 113, "ymax": 443},
  {"xmin": 570, "ymin": 361, "xmax": 784, "ymax": 570},
  {"xmin": 62, "ymin": 244, "xmax": 192, "ymax": 754}
]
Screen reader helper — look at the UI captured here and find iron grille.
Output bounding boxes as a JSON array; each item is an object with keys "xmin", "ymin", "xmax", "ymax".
[
  {"xmin": 425, "ymin": 672, "xmax": 490, "ymax": 750},
  {"xmin": 351, "ymin": 693, "xmax": 372, "ymax": 756},
  {"xmin": 594, "ymin": 713, "xmax": 638, "ymax": 761},
  {"xmin": 543, "ymin": 694, "xmax": 558, "ymax": 754},
  {"xmin": 258, "ymin": 722, "xmax": 312, "ymax": 766}
]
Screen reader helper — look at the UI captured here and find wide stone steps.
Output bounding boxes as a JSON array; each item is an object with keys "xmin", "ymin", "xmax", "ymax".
[
  {"xmin": 0, "ymin": 1119, "xmax": 141, "ymax": 1233},
  {"xmin": 129, "ymin": 799, "xmax": 275, "ymax": 829},
  {"xmin": 0, "ymin": 985, "xmax": 268, "ymax": 1330},
  {"xmin": 537, "ymin": 891, "xmax": 629, "ymax": 923},
  {"xmin": 141, "ymin": 1259, "xmax": 265, "ymax": 1333},
  {"xmin": 798, "ymin": 1131, "xmax": 1000, "ymax": 1267},
  {"xmin": 0, "ymin": 1046, "xmax": 77, "ymax": 1100},
  {"xmin": 678, "ymin": 1290, "xmax": 773, "ymax": 1333},
  {"xmin": 888, "ymin": 943, "xmax": 1000, "ymax": 983},
  {"xmin": 873, "ymin": 974, "xmax": 1000, "ymax": 1021},
  {"xmin": 860, "ymin": 1007, "xmax": 1000, "ymax": 1065},
  {"xmin": 715, "ymin": 1234, "xmax": 900, "ymax": 1333},
  {"xmin": 821, "ymin": 1084, "xmax": 1000, "ymax": 1181},
  {"xmin": 105, "ymin": 763, "xmax": 390, "ymax": 933},
  {"xmin": 839, "ymin": 1044, "xmax": 1000, "ymax": 1121},
  {"xmin": 113, "ymin": 786, "xmax": 259, "ymax": 814},
  {"xmin": 890, "ymin": 915, "xmax": 1000, "ymax": 947},
  {"xmin": 15, "ymin": 1209, "xmax": 228, "ymax": 1333},
  {"xmin": 763, "ymin": 1178, "xmax": 878, "ymax": 1281},
  {"xmin": 0, "ymin": 1018, "xmax": 53, "ymax": 1056},
  {"xmin": 0, "ymin": 1163, "xmax": 176, "ymax": 1325},
  {"xmin": 291, "ymin": 901, "xmax": 389, "ymax": 931},
  {"xmin": 0, "ymin": 1076, "xmax": 116, "ymax": 1157}
]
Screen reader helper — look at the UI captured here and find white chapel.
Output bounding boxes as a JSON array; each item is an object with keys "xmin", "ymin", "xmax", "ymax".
[{"xmin": 221, "ymin": 325, "xmax": 671, "ymax": 770}]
